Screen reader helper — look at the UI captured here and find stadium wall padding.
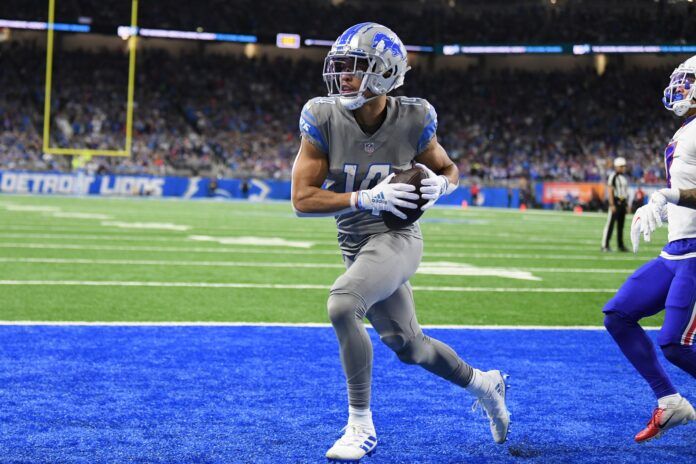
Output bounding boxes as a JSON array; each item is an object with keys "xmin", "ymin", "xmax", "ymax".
[{"xmin": 0, "ymin": 170, "xmax": 533, "ymax": 208}]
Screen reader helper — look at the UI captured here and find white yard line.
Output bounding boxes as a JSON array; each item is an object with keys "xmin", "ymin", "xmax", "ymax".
[
  {"xmin": 0, "ymin": 320, "xmax": 657, "ymax": 330},
  {"xmin": 518, "ymin": 267, "xmax": 634, "ymax": 273},
  {"xmin": 101, "ymin": 221, "xmax": 191, "ymax": 231},
  {"xmin": 0, "ymin": 242, "xmax": 337, "ymax": 256},
  {"xmin": 0, "ymin": 233, "xmax": 193, "ymax": 243},
  {"xmin": 3, "ymin": 205, "xmax": 61, "ymax": 212},
  {"xmin": 0, "ymin": 280, "xmax": 616, "ymax": 292},
  {"xmin": 0, "ymin": 225, "xmax": 646, "ymax": 247},
  {"xmin": 0, "ymin": 257, "xmax": 344, "ymax": 269},
  {"xmin": 0, "ymin": 233, "xmax": 335, "ymax": 247},
  {"xmin": 0, "ymin": 233, "xmax": 613, "ymax": 251},
  {"xmin": 0, "ymin": 224, "xmax": 612, "ymax": 243},
  {"xmin": 0, "ymin": 257, "xmax": 635, "ymax": 274},
  {"xmin": 0, "ymin": 242, "xmax": 648, "ymax": 261},
  {"xmin": 48, "ymin": 212, "xmax": 112, "ymax": 219}
]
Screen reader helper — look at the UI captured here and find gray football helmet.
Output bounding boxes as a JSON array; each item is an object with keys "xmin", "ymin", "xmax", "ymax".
[{"xmin": 323, "ymin": 23, "xmax": 410, "ymax": 110}]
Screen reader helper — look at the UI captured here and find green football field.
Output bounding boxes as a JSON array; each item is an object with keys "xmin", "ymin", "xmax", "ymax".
[{"xmin": 0, "ymin": 195, "xmax": 667, "ymax": 326}]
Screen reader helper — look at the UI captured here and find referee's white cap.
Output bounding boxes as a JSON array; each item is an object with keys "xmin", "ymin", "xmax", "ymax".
[{"xmin": 614, "ymin": 157, "xmax": 626, "ymax": 167}]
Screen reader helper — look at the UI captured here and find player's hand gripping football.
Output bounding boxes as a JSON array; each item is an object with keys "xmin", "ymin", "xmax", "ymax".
[
  {"xmin": 630, "ymin": 191, "xmax": 669, "ymax": 253},
  {"xmin": 355, "ymin": 173, "xmax": 419, "ymax": 219},
  {"xmin": 415, "ymin": 163, "xmax": 450, "ymax": 211}
]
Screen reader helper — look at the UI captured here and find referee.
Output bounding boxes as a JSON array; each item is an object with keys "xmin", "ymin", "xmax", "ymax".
[{"xmin": 602, "ymin": 157, "xmax": 629, "ymax": 252}]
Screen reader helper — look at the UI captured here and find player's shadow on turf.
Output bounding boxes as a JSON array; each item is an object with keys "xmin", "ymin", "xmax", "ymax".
[{"xmin": 507, "ymin": 444, "xmax": 543, "ymax": 458}]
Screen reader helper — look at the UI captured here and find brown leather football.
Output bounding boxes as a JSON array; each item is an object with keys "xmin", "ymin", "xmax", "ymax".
[{"xmin": 382, "ymin": 166, "xmax": 429, "ymax": 229}]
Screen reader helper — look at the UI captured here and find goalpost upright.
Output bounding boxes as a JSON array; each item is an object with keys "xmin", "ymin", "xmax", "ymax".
[{"xmin": 42, "ymin": 0, "xmax": 139, "ymax": 158}]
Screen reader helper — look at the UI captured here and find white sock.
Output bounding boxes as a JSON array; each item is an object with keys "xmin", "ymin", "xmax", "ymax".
[
  {"xmin": 464, "ymin": 368, "xmax": 491, "ymax": 397},
  {"xmin": 348, "ymin": 406, "xmax": 374, "ymax": 429},
  {"xmin": 658, "ymin": 393, "xmax": 682, "ymax": 408}
]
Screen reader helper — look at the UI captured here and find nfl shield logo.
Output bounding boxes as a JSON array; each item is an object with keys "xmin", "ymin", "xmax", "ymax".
[{"xmin": 364, "ymin": 143, "xmax": 376, "ymax": 154}]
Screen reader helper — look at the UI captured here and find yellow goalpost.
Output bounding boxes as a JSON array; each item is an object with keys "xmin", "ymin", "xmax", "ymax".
[{"xmin": 42, "ymin": 0, "xmax": 139, "ymax": 157}]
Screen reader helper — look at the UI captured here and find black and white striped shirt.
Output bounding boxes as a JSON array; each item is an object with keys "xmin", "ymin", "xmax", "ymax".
[{"xmin": 608, "ymin": 172, "xmax": 629, "ymax": 200}]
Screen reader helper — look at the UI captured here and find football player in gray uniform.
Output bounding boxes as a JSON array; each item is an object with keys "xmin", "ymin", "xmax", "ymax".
[{"xmin": 291, "ymin": 23, "xmax": 510, "ymax": 462}]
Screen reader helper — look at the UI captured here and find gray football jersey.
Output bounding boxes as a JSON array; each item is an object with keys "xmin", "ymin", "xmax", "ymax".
[{"xmin": 299, "ymin": 96, "xmax": 437, "ymax": 254}]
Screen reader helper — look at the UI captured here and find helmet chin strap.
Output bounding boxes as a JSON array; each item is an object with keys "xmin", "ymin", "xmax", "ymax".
[
  {"xmin": 339, "ymin": 93, "xmax": 380, "ymax": 110},
  {"xmin": 339, "ymin": 74, "xmax": 383, "ymax": 110},
  {"xmin": 673, "ymin": 100, "xmax": 696, "ymax": 117}
]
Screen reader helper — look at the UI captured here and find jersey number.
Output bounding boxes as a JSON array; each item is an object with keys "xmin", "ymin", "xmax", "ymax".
[{"xmin": 343, "ymin": 164, "xmax": 391, "ymax": 192}]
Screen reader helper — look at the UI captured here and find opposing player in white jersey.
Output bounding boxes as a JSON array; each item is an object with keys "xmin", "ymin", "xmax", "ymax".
[
  {"xmin": 291, "ymin": 23, "xmax": 510, "ymax": 462},
  {"xmin": 605, "ymin": 57, "xmax": 696, "ymax": 443}
]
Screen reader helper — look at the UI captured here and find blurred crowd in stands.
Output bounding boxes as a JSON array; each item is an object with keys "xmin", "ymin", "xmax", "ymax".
[
  {"xmin": 0, "ymin": 41, "xmax": 677, "ymax": 184},
  {"xmin": 3, "ymin": 0, "xmax": 694, "ymax": 45}
]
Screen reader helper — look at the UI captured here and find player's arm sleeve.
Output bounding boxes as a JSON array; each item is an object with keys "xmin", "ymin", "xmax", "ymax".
[
  {"xmin": 299, "ymin": 101, "xmax": 329, "ymax": 154},
  {"xmin": 416, "ymin": 101, "xmax": 438, "ymax": 154},
  {"xmin": 677, "ymin": 188, "xmax": 696, "ymax": 209}
]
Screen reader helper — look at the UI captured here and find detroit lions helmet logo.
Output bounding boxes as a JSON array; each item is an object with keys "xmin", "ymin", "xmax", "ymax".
[
  {"xmin": 323, "ymin": 23, "xmax": 410, "ymax": 109},
  {"xmin": 371, "ymin": 33, "xmax": 404, "ymax": 58}
]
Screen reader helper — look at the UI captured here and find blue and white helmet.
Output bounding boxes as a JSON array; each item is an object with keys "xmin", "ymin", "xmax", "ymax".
[
  {"xmin": 323, "ymin": 23, "xmax": 410, "ymax": 110},
  {"xmin": 663, "ymin": 56, "xmax": 696, "ymax": 117}
]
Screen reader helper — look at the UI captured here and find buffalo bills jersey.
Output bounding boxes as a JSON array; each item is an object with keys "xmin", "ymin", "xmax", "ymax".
[{"xmin": 665, "ymin": 115, "xmax": 696, "ymax": 244}]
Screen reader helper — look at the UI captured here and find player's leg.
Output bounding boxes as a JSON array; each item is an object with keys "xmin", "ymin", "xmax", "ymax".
[
  {"xmin": 616, "ymin": 203, "xmax": 627, "ymax": 251},
  {"xmin": 663, "ymin": 343, "xmax": 696, "ymax": 375},
  {"xmin": 660, "ymin": 263, "xmax": 696, "ymax": 378},
  {"xmin": 367, "ymin": 282, "xmax": 510, "ymax": 444},
  {"xmin": 602, "ymin": 258, "xmax": 685, "ymax": 441},
  {"xmin": 326, "ymin": 260, "xmax": 376, "ymax": 462},
  {"xmin": 603, "ymin": 259, "xmax": 678, "ymax": 398},
  {"xmin": 632, "ymin": 261, "xmax": 696, "ymax": 442},
  {"xmin": 601, "ymin": 209, "xmax": 615, "ymax": 250},
  {"xmin": 659, "ymin": 258, "xmax": 696, "ymax": 378},
  {"xmin": 325, "ymin": 232, "xmax": 422, "ymax": 461},
  {"xmin": 367, "ymin": 282, "xmax": 473, "ymax": 386}
]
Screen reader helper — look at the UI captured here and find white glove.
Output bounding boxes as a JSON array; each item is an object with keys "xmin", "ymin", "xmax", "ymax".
[
  {"xmin": 630, "ymin": 193, "xmax": 668, "ymax": 253},
  {"xmin": 415, "ymin": 163, "xmax": 451, "ymax": 211},
  {"xmin": 656, "ymin": 187, "xmax": 680, "ymax": 205},
  {"xmin": 354, "ymin": 173, "xmax": 419, "ymax": 220}
]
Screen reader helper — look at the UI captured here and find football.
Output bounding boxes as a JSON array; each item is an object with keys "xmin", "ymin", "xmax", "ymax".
[{"xmin": 382, "ymin": 166, "xmax": 429, "ymax": 229}]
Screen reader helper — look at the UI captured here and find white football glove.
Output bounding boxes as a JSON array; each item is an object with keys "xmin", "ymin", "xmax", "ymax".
[
  {"xmin": 630, "ymin": 192, "xmax": 669, "ymax": 253},
  {"xmin": 354, "ymin": 173, "xmax": 419, "ymax": 220},
  {"xmin": 415, "ymin": 163, "xmax": 451, "ymax": 211}
]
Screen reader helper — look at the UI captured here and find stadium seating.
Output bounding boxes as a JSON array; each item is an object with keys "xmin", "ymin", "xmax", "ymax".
[
  {"xmin": 2, "ymin": 0, "xmax": 695, "ymax": 44},
  {"xmin": 0, "ymin": 42, "xmax": 672, "ymax": 183}
]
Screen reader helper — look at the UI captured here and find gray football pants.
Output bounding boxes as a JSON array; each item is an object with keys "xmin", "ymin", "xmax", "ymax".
[{"xmin": 327, "ymin": 231, "xmax": 474, "ymax": 410}]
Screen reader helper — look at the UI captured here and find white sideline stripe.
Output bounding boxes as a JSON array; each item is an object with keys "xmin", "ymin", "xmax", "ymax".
[
  {"xmin": 0, "ymin": 280, "xmax": 616, "ymax": 292},
  {"xmin": 0, "ymin": 257, "xmax": 635, "ymax": 274},
  {"xmin": 0, "ymin": 242, "xmax": 648, "ymax": 261},
  {"xmin": 0, "ymin": 320, "xmax": 659, "ymax": 330}
]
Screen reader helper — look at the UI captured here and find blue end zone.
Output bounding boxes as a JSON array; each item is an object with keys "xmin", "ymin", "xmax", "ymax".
[{"xmin": 0, "ymin": 326, "xmax": 694, "ymax": 463}]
